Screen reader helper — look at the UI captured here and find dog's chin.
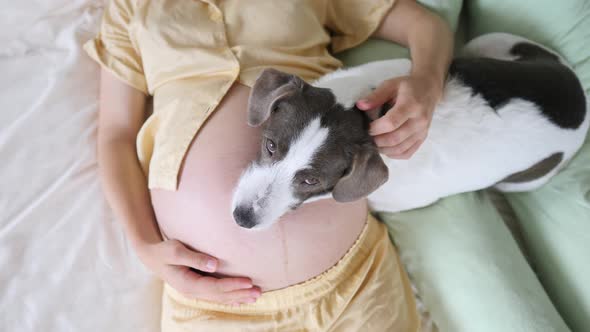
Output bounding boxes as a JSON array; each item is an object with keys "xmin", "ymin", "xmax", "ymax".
[
  {"xmin": 233, "ymin": 195, "xmax": 324, "ymax": 230},
  {"xmin": 243, "ymin": 221, "xmax": 276, "ymax": 231},
  {"xmin": 302, "ymin": 192, "xmax": 333, "ymax": 204},
  {"xmin": 249, "ymin": 196, "xmax": 333, "ymax": 229},
  {"xmin": 230, "ymin": 210, "xmax": 277, "ymax": 230},
  {"xmin": 238, "ymin": 206, "xmax": 296, "ymax": 231}
]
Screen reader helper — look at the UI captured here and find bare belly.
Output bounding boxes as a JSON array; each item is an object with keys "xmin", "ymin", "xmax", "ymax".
[{"xmin": 150, "ymin": 83, "xmax": 368, "ymax": 291}]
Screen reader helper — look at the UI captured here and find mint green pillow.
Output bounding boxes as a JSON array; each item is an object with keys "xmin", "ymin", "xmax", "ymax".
[
  {"xmin": 466, "ymin": 1, "xmax": 590, "ymax": 94},
  {"xmin": 336, "ymin": 0, "xmax": 464, "ymax": 66},
  {"xmin": 466, "ymin": 1, "xmax": 590, "ymax": 331},
  {"xmin": 337, "ymin": 1, "xmax": 590, "ymax": 331}
]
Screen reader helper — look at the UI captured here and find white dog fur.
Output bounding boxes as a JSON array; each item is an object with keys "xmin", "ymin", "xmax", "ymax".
[{"xmin": 232, "ymin": 33, "xmax": 588, "ymax": 229}]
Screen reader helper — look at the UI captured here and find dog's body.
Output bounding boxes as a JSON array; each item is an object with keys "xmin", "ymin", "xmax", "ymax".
[
  {"xmin": 232, "ymin": 33, "xmax": 588, "ymax": 229},
  {"xmin": 314, "ymin": 33, "xmax": 589, "ymax": 212}
]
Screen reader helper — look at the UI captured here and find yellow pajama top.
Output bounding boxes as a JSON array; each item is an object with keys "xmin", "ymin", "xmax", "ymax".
[{"xmin": 84, "ymin": 0, "xmax": 395, "ymax": 190}]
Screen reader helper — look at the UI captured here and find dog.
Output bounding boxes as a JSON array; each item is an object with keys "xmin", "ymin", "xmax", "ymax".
[{"xmin": 231, "ymin": 33, "xmax": 588, "ymax": 230}]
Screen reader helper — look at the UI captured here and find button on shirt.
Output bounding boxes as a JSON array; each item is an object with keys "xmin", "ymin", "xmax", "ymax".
[{"xmin": 84, "ymin": 0, "xmax": 395, "ymax": 190}]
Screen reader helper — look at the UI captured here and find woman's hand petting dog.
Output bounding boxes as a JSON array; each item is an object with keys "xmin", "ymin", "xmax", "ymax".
[
  {"xmin": 356, "ymin": 74, "xmax": 442, "ymax": 159},
  {"xmin": 136, "ymin": 239, "xmax": 261, "ymax": 305}
]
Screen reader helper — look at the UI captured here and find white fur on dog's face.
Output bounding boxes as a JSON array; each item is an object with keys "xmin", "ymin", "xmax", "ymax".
[
  {"xmin": 232, "ymin": 68, "xmax": 387, "ymax": 229},
  {"xmin": 231, "ymin": 118, "xmax": 329, "ymax": 230}
]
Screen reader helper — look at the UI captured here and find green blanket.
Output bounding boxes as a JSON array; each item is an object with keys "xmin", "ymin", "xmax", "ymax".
[{"xmin": 336, "ymin": 1, "xmax": 590, "ymax": 331}]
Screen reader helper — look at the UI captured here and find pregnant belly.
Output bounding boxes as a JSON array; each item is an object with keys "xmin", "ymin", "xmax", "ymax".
[{"xmin": 150, "ymin": 83, "xmax": 368, "ymax": 291}]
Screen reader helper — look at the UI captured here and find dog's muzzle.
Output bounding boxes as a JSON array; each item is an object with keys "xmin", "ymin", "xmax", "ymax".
[{"xmin": 233, "ymin": 205, "xmax": 257, "ymax": 229}]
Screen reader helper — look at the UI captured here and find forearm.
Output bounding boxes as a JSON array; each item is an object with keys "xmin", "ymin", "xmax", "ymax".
[
  {"xmin": 406, "ymin": 10, "xmax": 453, "ymax": 90},
  {"xmin": 363, "ymin": 1, "xmax": 454, "ymax": 159},
  {"xmin": 97, "ymin": 68, "xmax": 160, "ymax": 250},
  {"xmin": 373, "ymin": 0, "xmax": 454, "ymax": 93},
  {"xmin": 94, "ymin": 71, "xmax": 258, "ymax": 302},
  {"xmin": 98, "ymin": 137, "xmax": 162, "ymax": 249}
]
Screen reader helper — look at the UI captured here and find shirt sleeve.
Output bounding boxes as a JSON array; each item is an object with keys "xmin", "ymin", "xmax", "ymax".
[
  {"xmin": 325, "ymin": 0, "xmax": 396, "ymax": 53},
  {"xmin": 83, "ymin": 0, "xmax": 148, "ymax": 94}
]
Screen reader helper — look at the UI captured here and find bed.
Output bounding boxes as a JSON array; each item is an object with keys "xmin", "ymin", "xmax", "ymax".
[
  {"xmin": 2, "ymin": 0, "xmax": 589, "ymax": 331},
  {"xmin": 1, "ymin": 1, "xmax": 160, "ymax": 331}
]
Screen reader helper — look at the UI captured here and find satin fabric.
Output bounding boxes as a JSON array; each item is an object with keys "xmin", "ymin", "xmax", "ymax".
[
  {"xmin": 161, "ymin": 215, "xmax": 420, "ymax": 332},
  {"xmin": 83, "ymin": 0, "xmax": 395, "ymax": 190}
]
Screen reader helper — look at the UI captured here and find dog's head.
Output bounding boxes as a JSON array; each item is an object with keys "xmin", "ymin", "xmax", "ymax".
[{"xmin": 231, "ymin": 69, "xmax": 388, "ymax": 229}]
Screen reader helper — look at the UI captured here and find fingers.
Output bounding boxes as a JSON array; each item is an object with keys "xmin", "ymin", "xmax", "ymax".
[
  {"xmin": 379, "ymin": 133, "xmax": 425, "ymax": 159},
  {"xmin": 373, "ymin": 120, "xmax": 415, "ymax": 147},
  {"xmin": 165, "ymin": 240, "xmax": 218, "ymax": 273},
  {"xmin": 195, "ymin": 276, "xmax": 261, "ymax": 304},
  {"xmin": 399, "ymin": 139, "xmax": 423, "ymax": 159},
  {"xmin": 220, "ymin": 287, "xmax": 262, "ymax": 305},
  {"xmin": 196, "ymin": 277, "xmax": 261, "ymax": 304},
  {"xmin": 373, "ymin": 113, "xmax": 429, "ymax": 159},
  {"xmin": 369, "ymin": 105, "xmax": 412, "ymax": 136},
  {"xmin": 209, "ymin": 276, "xmax": 255, "ymax": 292},
  {"xmin": 360, "ymin": 73, "xmax": 438, "ymax": 160},
  {"xmin": 356, "ymin": 77, "xmax": 402, "ymax": 110},
  {"xmin": 170, "ymin": 267, "xmax": 259, "ymax": 303}
]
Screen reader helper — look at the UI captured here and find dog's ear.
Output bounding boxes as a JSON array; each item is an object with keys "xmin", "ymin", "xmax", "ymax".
[
  {"xmin": 332, "ymin": 147, "xmax": 388, "ymax": 202},
  {"xmin": 248, "ymin": 68, "xmax": 302, "ymax": 127}
]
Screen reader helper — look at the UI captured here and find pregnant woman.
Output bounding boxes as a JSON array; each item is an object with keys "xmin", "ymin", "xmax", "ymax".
[{"xmin": 86, "ymin": 0, "xmax": 452, "ymax": 330}]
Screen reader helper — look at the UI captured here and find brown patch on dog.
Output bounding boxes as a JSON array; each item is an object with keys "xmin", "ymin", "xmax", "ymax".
[
  {"xmin": 332, "ymin": 145, "xmax": 389, "ymax": 202},
  {"xmin": 500, "ymin": 152, "xmax": 563, "ymax": 183},
  {"xmin": 247, "ymin": 69, "xmax": 302, "ymax": 127}
]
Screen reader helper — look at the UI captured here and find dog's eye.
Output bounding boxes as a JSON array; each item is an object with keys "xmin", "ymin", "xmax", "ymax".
[
  {"xmin": 266, "ymin": 139, "xmax": 277, "ymax": 155},
  {"xmin": 303, "ymin": 177, "xmax": 319, "ymax": 186}
]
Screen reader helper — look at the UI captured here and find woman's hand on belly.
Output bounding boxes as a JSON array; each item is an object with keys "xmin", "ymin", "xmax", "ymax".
[
  {"xmin": 151, "ymin": 83, "xmax": 369, "ymax": 291},
  {"xmin": 136, "ymin": 238, "xmax": 261, "ymax": 304},
  {"xmin": 96, "ymin": 72, "xmax": 259, "ymax": 304}
]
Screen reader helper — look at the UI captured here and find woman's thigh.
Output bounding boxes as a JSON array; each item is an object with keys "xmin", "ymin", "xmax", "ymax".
[{"xmin": 378, "ymin": 191, "xmax": 571, "ymax": 332}]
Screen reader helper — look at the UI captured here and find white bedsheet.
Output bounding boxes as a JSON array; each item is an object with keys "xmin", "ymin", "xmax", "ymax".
[
  {"xmin": 0, "ymin": 2, "xmax": 538, "ymax": 331},
  {"xmin": 0, "ymin": 1, "xmax": 161, "ymax": 331}
]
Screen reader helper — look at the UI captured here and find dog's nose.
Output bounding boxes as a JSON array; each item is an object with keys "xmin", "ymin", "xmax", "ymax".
[{"xmin": 233, "ymin": 206, "xmax": 257, "ymax": 229}]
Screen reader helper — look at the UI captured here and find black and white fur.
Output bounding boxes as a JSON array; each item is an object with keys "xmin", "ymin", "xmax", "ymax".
[{"xmin": 232, "ymin": 33, "xmax": 588, "ymax": 229}]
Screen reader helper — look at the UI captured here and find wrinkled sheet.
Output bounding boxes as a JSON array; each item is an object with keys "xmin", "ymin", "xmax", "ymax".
[{"xmin": 0, "ymin": 1, "xmax": 161, "ymax": 331}]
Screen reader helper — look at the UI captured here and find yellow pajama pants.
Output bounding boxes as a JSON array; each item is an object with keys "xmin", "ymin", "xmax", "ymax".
[{"xmin": 161, "ymin": 215, "xmax": 420, "ymax": 332}]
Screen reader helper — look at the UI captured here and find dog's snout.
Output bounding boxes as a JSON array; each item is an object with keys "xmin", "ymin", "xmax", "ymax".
[{"xmin": 233, "ymin": 206, "xmax": 257, "ymax": 229}]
